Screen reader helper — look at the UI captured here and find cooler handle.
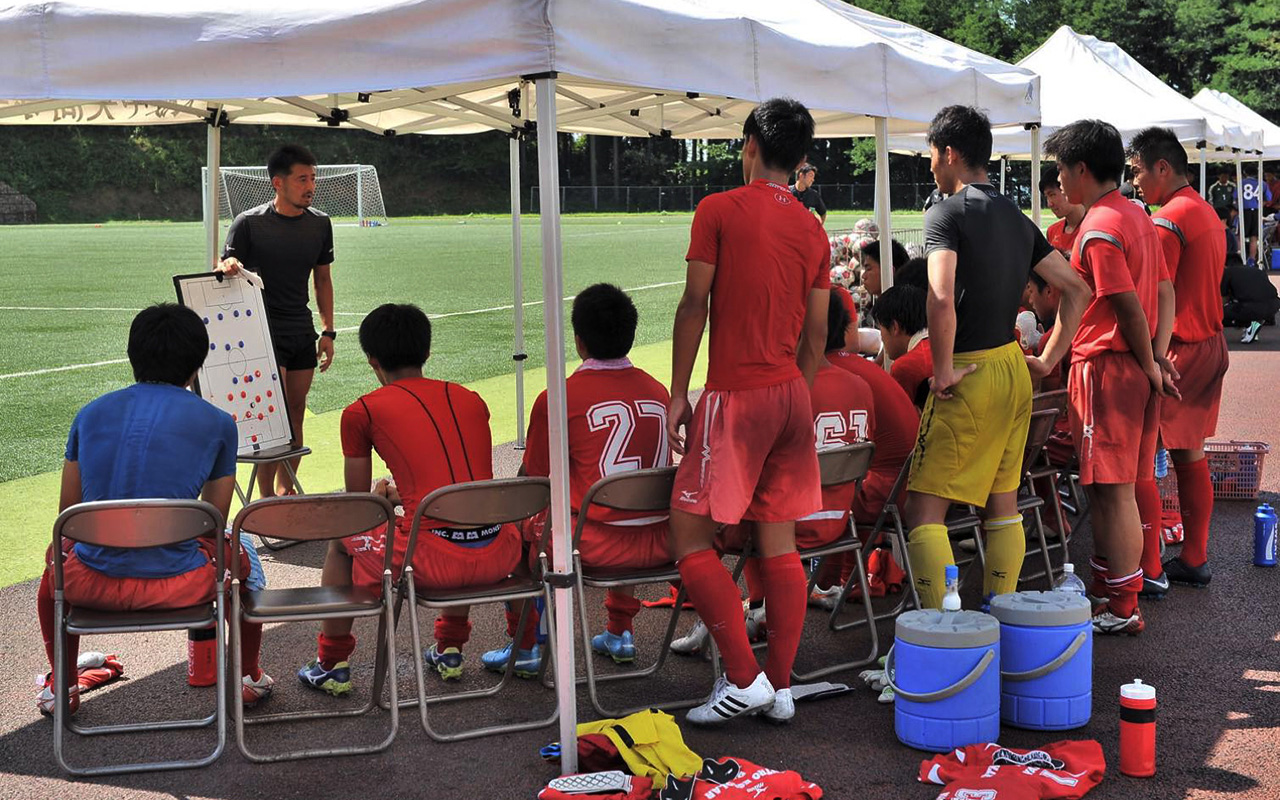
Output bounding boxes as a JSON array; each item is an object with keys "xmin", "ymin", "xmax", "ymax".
[
  {"xmin": 1001, "ymin": 631, "xmax": 1088, "ymax": 682},
  {"xmin": 883, "ymin": 645, "xmax": 996, "ymax": 703}
]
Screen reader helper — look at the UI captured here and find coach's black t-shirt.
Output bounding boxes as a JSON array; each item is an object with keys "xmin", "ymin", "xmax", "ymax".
[
  {"xmin": 222, "ymin": 202, "xmax": 334, "ymax": 335},
  {"xmin": 791, "ymin": 186, "xmax": 827, "ymax": 218},
  {"xmin": 924, "ymin": 182, "xmax": 1053, "ymax": 354}
]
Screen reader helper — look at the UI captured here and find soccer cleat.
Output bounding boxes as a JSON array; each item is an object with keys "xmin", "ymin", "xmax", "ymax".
[
  {"xmin": 760, "ymin": 687, "xmax": 795, "ymax": 724},
  {"xmin": 1139, "ymin": 572, "xmax": 1169, "ymax": 600},
  {"xmin": 671, "ymin": 619, "xmax": 709, "ymax": 656},
  {"xmin": 1242, "ymin": 321, "xmax": 1262, "ymax": 344},
  {"xmin": 242, "ymin": 670, "xmax": 275, "ymax": 706},
  {"xmin": 686, "ymin": 672, "xmax": 775, "ymax": 726},
  {"xmin": 808, "ymin": 585, "xmax": 841, "ymax": 610},
  {"xmin": 480, "ymin": 642, "xmax": 540, "ymax": 678},
  {"xmin": 744, "ymin": 605, "xmax": 768, "ymax": 642},
  {"xmin": 424, "ymin": 644, "xmax": 464, "ymax": 681},
  {"xmin": 1092, "ymin": 605, "xmax": 1145, "ymax": 636},
  {"xmin": 1164, "ymin": 557, "xmax": 1211, "ymax": 587},
  {"xmin": 298, "ymin": 659, "xmax": 353, "ymax": 696},
  {"xmin": 591, "ymin": 630, "xmax": 637, "ymax": 664},
  {"xmin": 35, "ymin": 674, "xmax": 79, "ymax": 717}
]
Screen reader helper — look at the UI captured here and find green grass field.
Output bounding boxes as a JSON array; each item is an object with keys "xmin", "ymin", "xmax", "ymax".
[{"xmin": 0, "ymin": 210, "xmax": 924, "ymax": 586}]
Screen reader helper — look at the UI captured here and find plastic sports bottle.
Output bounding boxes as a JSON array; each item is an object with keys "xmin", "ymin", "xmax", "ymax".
[
  {"xmin": 1155, "ymin": 448, "xmax": 1169, "ymax": 479},
  {"xmin": 187, "ymin": 628, "xmax": 217, "ymax": 687},
  {"xmin": 1255, "ymin": 503, "xmax": 1278, "ymax": 567},
  {"xmin": 942, "ymin": 564, "xmax": 962, "ymax": 611},
  {"xmin": 1120, "ymin": 679, "xmax": 1157, "ymax": 777},
  {"xmin": 1053, "ymin": 562, "xmax": 1088, "ymax": 596}
]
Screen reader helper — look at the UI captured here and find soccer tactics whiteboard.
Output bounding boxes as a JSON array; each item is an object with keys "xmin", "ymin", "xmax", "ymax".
[{"xmin": 174, "ymin": 272, "xmax": 293, "ymax": 456}]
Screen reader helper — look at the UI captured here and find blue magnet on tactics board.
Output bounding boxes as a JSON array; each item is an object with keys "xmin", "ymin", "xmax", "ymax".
[
  {"xmin": 234, "ymin": 310, "xmax": 240, "ymax": 317},
  {"xmin": 210, "ymin": 343, "xmax": 216, "ymax": 350},
  {"xmin": 217, "ymin": 313, "xmax": 223, "ymax": 320},
  {"xmin": 225, "ymin": 344, "xmax": 231, "ymax": 350},
  {"xmin": 238, "ymin": 341, "xmax": 244, "ymax": 348},
  {"xmin": 232, "ymin": 377, "xmax": 238, "ymax": 384},
  {"xmin": 246, "ymin": 310, "xmax": 252, "ymax": 316},
  {"xmin": 203, "ymin": 317, "xmax": 209, "ymax": 324}
]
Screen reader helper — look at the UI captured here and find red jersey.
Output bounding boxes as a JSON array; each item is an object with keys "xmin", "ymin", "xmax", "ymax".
[
  {"xmin": 890, "ymin": 337, "xmax": 933, "ymax": 408},
  {"xmin": 523, "ymin": 359, "xmax": 670, "ymax": 525},
  {"xmin": 686, "ymin": 180, "xmax": 830, "ymax": 391},
  {"xmin": 1046, "ymin": 218, "xmax": 1080, "ymax": 254},
  {"xmin": 341, "ymin": 377, "xmax": 493, "ymax": 560},
  {"xmin": 1153, "ymin": 185, "xmax": 1226, "ymax": 343},
  {"xmin": 810, "ymin": 359, "xmax": 876, "ymax": 515},
  {"xmin": 920, "ymin": 741, "xmax": 1106, "ymax": 800},
  {"xmin": 1070, "ymin": 190, "xmax": 1168, "ymax": 364},
  {"xmin": 676, "ymin": 757, "xmax": 823, "ymax": 800},
  {"xmin": 828, "ymin": 351, "xmax": 919, "ymax": 480}
]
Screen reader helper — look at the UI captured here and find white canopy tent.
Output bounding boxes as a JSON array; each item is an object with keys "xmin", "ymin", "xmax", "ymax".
[
  {"xmin": 1192, "ymin": 88, "xmax": 1279, "ymax": 258},
  {"xmin": 1, "ymin": 0, "xmax": 1040, "ymax": 769}
]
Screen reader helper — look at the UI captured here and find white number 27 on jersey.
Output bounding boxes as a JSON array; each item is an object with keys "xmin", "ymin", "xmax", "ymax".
[{"xmin": 586, "ymin": 400, "xmax": 671, "ymax": 475}]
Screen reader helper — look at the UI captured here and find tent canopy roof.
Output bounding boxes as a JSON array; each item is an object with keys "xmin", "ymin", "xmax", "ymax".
[
  {"xmin": 1192, "ymin": 89, "xmax": 1280, "ymax": 159},
  {"xmin": 0, "ymin": 0, "xmax": 1039, "ymax": 136}
]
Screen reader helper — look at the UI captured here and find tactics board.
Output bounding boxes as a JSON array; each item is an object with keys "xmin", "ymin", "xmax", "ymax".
[{"xmin": 174, "ymin": 272, "xmax": 292, "ymax": 456}]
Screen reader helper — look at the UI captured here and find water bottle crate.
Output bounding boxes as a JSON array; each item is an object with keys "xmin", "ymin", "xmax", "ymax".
[
  {"xmin": 1156, "ymin": 472, "xmax": 1180, "ymax": 514},
  {"xmin": 1204, "ymin": 441, "xmax": 1270, "ymax": 500}
]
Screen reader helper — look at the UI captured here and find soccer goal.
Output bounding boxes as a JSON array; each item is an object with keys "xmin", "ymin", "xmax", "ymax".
[{"xmin": 202, "ymin": 164, "xmax": 388, "ymax": 226}]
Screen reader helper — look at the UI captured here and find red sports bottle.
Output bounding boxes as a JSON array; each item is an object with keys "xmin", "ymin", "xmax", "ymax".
[
  {"xmin": 1119, "ymin": 678, "xmax": 1156, "ymax": 777},
  {"xmin": 187, "ymin": 628, "xmax": 217, "ymax": 687}
]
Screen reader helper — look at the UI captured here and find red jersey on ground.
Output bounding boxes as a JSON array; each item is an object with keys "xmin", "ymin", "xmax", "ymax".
[
  {"xmin": 670, "ymin": 757, "xmax": 823, "ymax": 800},
  {"xmin": 828, "ymin": 351, "xmax": 919, "ymax": 479},
  {"xmin": 1047, "ymin": 218, "xmax": 1080, "ymax": 255},
  {"xmin": 1070, "ymin": 190, "xmax": 1168, "ymax": 364},
  {"xmin": 1153, "ymin": 185, "xmax": 1227, "ymax": 343},
  {"xmin": 809, "ymin": 359, "xmax": 876, "ymax": 516},
  {"xmin": 920, "ymin": 741, "xmax": 1106, "ymax": 800},
  {"xmin": 686, "ymin": 180, "xmax": 830, "ymax": 391},
  {"xmin": 524, "ymin": 359, "xmax": 670, "ymax": 525},
  {"xmin": 341, "ymin": 377, "xmax": 493, "ymax": 558},
  {"xmin": 890, "ymin": 337, "xmax": 933, "ymax": 408}
]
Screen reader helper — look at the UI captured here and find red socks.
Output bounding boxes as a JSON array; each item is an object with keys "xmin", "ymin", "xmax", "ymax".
[
  {"xmin": 758, "ymin": 552, "xmax": 807, "ymax": 690},
  {"xmin": 434, "ymin": 615, "xmax": 472, "ymax": 652},
  {"xmin": 38, "ymin": 567, "xmax": 80, "ymax": 684},
  {"xmin": 506, "ymin": 605, "xmax": 539, "ymax": 650},
  {"xmin": 742, "ymin": 558, "xmax": 766, "ymax": 604},
  {"xmin": 1089, "ymin": 556, "xmax": 1108, "ymax": 599},
  {"xmin": 317, "ymin": 632, "xmax": 357, "ymax": 670},
  {"xmin": 1107, "ymin": 568, "xmax": 1143, "ymax": 618},
  {"xmin": 1135, "ymin": 479, "xmax": 1165, "ymax": 579},
  {"xmin": 604, "ymin": 592, "xmax": 643, "ymax": 635},
  {"xmin": 1175, "ymin": 458, "xmax": 1213, "ymax": 567},
  {"xmin": 677, "ymin": 549, "xmax": 758, "ymax": 689}
]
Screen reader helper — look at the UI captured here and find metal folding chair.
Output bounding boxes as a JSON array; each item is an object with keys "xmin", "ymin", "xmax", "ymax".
[
  {"xmin": 234, "ymin": 444, "xmax": 312, "ymax": 551},
  {"xmin": 49, "ymin": 499, "xmax": 227, "ymax": 776},
  {"xmin": 229, "ymin": 493, "xmax": 399, "ymax": 763},
  {"xmin": 569, "ymin": 466, "xmax": 710, "ymax": 717},
  {"xmin": 386, "ymin": 477, "xmax": 559, "ymax": 743}
]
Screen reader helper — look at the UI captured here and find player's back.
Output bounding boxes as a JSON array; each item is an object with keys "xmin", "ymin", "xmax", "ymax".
[
  {"xmin": 811, "ymin": 360, "xmax": 875, "ymax": 449},
  {"xmin": 828, "ymin": 351, "xmax": 919, "ymax": 476},
  {"xmin": 688, "ymin": 181, "xmax": 829, "ymax": 391},
  {"xmin": 1154, "ymin": 187, "xmax": 1226, "ymax": 342}
]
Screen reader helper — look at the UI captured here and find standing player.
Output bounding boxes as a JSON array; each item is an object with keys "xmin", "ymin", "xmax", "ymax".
[
  {"xmin": 1043, "ymin": 120, "xmax": 1178, "ymax": 635},
  {"xmin": 1042, "ymin": 169, "xmax": 1086, "ymax": 256},
  {"xmin": 1128, "ymin": 127, "xmax": 1228, "ymax": 592},
  {"xmin": 1240, "ymin": 166, "xmax": 1273, "ymax": 266},
  {"xmin": 791, "ymin": 164, "xmax": 827, "ymax": 225},
  {"xmin": 1209, "ymin": 170, "xmax": 1237, "ymax": 215},
  {"xmin": 667, "ymin": 98, "xmax": 829, "ymax": 725},
  {"xmin": 217, "ymin": 145, "xmax": 336, "ymax": 498},
  {"xmin": 907, "ymin": 105, "xmax": 1089, "ymax": 610}
]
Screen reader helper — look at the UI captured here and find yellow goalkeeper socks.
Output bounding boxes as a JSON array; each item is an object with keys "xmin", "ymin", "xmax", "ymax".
[
  {"xmin": 907, "ymin": 523, "xmax": 953, "ymax": 610},
  {"xmin": 982, "ymin": 515, "xmax": 1026, "ymax": 599}
]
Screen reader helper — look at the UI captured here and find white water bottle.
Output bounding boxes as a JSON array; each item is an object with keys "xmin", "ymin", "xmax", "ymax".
[
  {"xmin": 1054, "ymin": 562, "xmax": 1088, "ymax": 596},
  {"xmin": 942, "ymin": 564, "xmax": 962, "ymax": 611}
]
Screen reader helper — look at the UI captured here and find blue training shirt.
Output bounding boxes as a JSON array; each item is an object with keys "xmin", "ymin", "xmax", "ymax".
[{"xmin": 66, "ymin": 383, "xmax": 239, "ymax": 578}]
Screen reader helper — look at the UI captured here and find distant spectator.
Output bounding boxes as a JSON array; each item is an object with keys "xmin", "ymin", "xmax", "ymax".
[
  {"xmin": 1209, "ymin": 170, "xmax": 1237, "ymax": 214},
  {"xmin": 1266, "ymin": 171, "xmax": 1280, "ymax": 214},
  {"xmin": 1221, "ymin": 259, "xmax": 1280, "ymax": 342},
  {"xmin": 791, "ymin": 164, "xmax": 827, "ymax": 224},
  {"xmin": 1241, "ymin": 165, "xmax": 1273, "ymax": 265},
  {"xmin": 923, "ymin": 187, "xmax": 948, "ymax": 212},
  {"xmin": 1219, "ymin": 205, "xmax": 1242, "ymax": 260}
]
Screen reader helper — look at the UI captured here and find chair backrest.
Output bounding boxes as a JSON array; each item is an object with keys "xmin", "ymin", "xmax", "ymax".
[
  {"xmin": 233, "ymin": 492, "xmax": 396, "ymax": 544},
  {"xmin": 1031, "ymin": 389, "xmax": 1068, "ymax": 417},
  {"xmin": 817, "ymin": 442, "xmax": 876, "ymax": 489},
  {"xmin": 413, "ymin": 477, "xmax": 551, "ymax": 528},
  {"xmin": 1021, "ymin": 408, "xmax": 1063, "ymax": 475},
  {"xmin": 573, "ymin": 467, "xmax": 676, "ymax": 548}
]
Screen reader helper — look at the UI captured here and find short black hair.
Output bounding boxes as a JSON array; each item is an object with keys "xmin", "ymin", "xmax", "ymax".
[
  {"xmin": 797, "ymin": 164, "xmax": 817, "ymax": 175},
  {"xmin": 895, "ymin": 257, "xmax": 929, "ymax": 290},
  {"xmin": 826, "ymin": 291, "xmax": 852, "ymax": 353},
  {"xmin": 926, "ymin": 105, "xmax": 993, "ymax": 169},
  {"xmin": 1028, "ymin": 269, "xmax": 1049, "ymax": 292},
  {"xmin": 742, "ymin": 98, "xmax": 815, "ymax": 173},
  {"xmin": 873, "ymin": 285, "xmax": 927, "ymax": 335},
  {"xmin": 1043, "ymin": 120, "xmax": 1125, "ymax": 186},
  {"xmin": 359, "ymin": 304, "xmax": 432, "ymax": 371},
  {"xmin": 861, "ymin": 238, "xmax": 910, "ymax": 271},
  {"xmin": 1039, "ymin": 168, "xmax": 1062, "ymax": 195},
  {"xmin": 1127, "ymin": 127, "xmax": 1188, "ymax": 176},
  {"xmin": 128, "ymin": 303, "xmax": 210, "ymax": 386},
  {"xmin": 571, "ymin": 283, "xmax": 637, "ymax": 360},
  {"xmin": 268, "ymin": 144, "xmax": 318, "ymax": 179}
]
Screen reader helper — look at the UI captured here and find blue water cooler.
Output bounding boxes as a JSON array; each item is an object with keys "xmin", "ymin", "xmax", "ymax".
[{"xmin": 990, "ymin": 591, "xmax": 1093, "ymax": 730}]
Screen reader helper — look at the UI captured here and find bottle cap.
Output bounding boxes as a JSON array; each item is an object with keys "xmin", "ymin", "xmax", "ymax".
[
  {"xmin": 944, "ymin": 564, "xmax": 959, "ymax": 581},
  {"xmin": 1062, "ymin": 562, "xmax": 1075, "ymax": 574},
  {"xmin": 1121, "ymin": 678, "xmax": 1156, "ymax": 700}
]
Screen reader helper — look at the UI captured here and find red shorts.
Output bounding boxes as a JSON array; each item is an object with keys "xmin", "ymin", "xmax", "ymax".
[
  {"xmin": 1161, "ymin": 335, "xmax": 1228, "ymax": 450},
  {"xmin": 1069, "ymin": 352, "xmax": 1159, "ymax": 485},
  {"xmin": 719, "ymin": 514, "xmax": 846, "ymax": 553},
  {"xmin": 852, "ymin": 467, "xmax": 902, "ymax": 526},
  {"xmin": 522, "ymin": 510, "xmax": 671, "ymax": 571},
  {"xmin": 53, "ymin": 537, "xmax": 247, "ymax": 611},
  {"xmin": 344, "ymin": 523, "xmax": 522, "ymax": 592},
  {"xmin": 671, "ymin": 377, "xmax": 822, "ymax": 524}
]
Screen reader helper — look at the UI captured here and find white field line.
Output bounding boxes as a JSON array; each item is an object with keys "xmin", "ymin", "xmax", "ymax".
[
  {"xmin": 1, "ymin": 280, "xmax": 686, "ymax": 378},
  {"xmin": 0, "ymin": 305, "xmax": 138, "ymax": 312}
]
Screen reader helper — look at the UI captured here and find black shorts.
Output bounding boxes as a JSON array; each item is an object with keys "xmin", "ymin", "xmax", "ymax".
[{"xmin": 272, "ymin": 329, "xmax": 319, "ymax": 372}]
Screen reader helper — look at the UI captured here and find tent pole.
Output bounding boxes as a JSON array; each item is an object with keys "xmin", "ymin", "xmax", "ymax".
[
  {"xmin": 205, "ymin": 109, "xmax": 222, "ymax": 268},
  {"xmin": 535, "ymin": 74, "xmax": 577, "ymax": 776},
  {"xmin": 1258, "ymin": 152, "xmax": 1265, "ymax": 267},
  {"xmin": 999, "ymin": 156, "xmax": 1007, "ymax": 195},
  {"xmin": 1030, "ymin": 127, "xmax": 1042, "ymax": 227},
  {"xmin": 1199, "ymin": 146, "xmax": 1207, "ymax": 200},
  {"xmin": 874, "ymin": 117, "xmax": 892, "ymax": 294},
  {"xmin": 1235, "ymin": 153, "xmax": 1245, "ymax": 258},
  {"xmin": 511, "ymin": 103, "xmax": 527, "ymax": 449}
]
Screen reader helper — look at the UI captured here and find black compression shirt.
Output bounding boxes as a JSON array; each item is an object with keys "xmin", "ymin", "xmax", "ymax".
[{"xmin": 222, "ymin": 202, "xmax": 334, "ymax": 335}]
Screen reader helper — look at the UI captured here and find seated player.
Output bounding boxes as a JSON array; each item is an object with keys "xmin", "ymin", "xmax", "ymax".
[
  {"xmin": 895, "ymin": 257, "xmax": 929, "ymax": 291},
  {"xmin": 299, "ymin": 304, "xmax": 521, "ymax": 689},
  {"xmin": 481, "ymin": 284, "xmax": 673, "ymax": 674},
  {"xmin": 875, "ymin": 285, "xmax": 932, "ymax": 408},
  {"xmin": 858, "ymin": 238, "xmax": 910, "ymax": 298},
  {"xmin": 1043, "ymin": 168, "xmax": 1085, "ymax": 257},
  {"xmin": 35, "ymin": 304, "xmax": 272, "ymax": 714}
]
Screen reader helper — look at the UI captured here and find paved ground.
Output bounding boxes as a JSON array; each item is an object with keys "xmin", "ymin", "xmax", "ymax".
[{"xmin": 0, "ymin": 325, "xmax": 1276, "ymax": 800}]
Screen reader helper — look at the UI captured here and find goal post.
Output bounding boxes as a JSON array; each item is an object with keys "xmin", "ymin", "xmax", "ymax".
[{"xmin": 202, "ymin": 164, "xmax": 388, "ymax": 225}]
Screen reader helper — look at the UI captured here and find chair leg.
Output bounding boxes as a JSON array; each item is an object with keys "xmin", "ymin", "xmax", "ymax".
[
  {"xmin": 794, "ymin": 545, "xmax": 880, "ymax": 681},
  {"xmin": 257, "ymin": 462, "xmax": 304, "ymax": 551}
]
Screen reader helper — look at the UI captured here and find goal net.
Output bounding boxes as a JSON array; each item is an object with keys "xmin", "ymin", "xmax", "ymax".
[{"xmin": 202, "ymin": 164, "xmax": 388, "ymax": 225}]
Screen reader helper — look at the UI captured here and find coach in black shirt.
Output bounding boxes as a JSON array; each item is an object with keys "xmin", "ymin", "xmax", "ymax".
[
  {"xmin": 216, "ymin": 144, "xmax": 336, "ymax": 497},
  {"xmin": 791, "ymin": 164, "xmax": 827, "ymax": 224}
]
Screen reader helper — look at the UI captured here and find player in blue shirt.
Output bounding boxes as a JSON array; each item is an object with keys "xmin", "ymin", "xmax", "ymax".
[
  {"xmin": 1241, "ymin": 166, "xmax": 1273, "ymax": 266},
  {"xmin": 35, "ymin": 304, "xmax": 273, "ymax": 715}
]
